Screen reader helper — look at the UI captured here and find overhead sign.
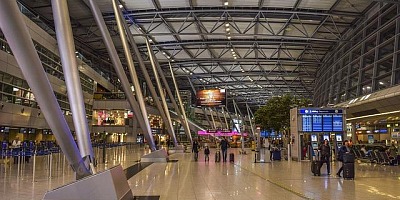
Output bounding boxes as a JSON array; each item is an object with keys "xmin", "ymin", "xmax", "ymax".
[
  {"xmin": 196, "ymin": 89, "xmax": 226, "ymax": 107},
  {"xmin": 299, "ymin": 108, "xmax": 345, "ymax": 132},
  {"xmin": 299, "ymin": 109, "xmax": 343, "ymax": 114}
]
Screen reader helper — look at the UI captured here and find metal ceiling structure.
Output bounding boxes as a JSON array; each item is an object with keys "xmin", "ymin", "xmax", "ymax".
[{"xmin": 18, "ymin": 0, "xmax": 380, "ymax": 112}]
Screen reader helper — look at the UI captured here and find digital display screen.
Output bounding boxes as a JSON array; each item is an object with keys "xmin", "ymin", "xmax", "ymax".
[
  {"xmin": 322, "ymin": 115, "xmax": 333, "ymax": 132},
  {"xmin": 333, "ymin": 115, "xmax": 343, "ymax": 132},
  {"xmin": 311, "ymin": 135, "xmax": 318, "ymax": 142},
  {"xmin": 302, "ymin": 115, "xmax": 312, "ymax": 132},
  {"xmin": 196, "ymin": 89, "xmax": 226, "ymax": 107},
  {"xmin": 312, "ymin": 115, "xmax": 322, "ymax": 132},
  {"xmin": 299, "ymin": 109, "xmax": 344, "ymax": 132},
  {"xmin": 323, "ymin": 135, "xmax": 329, "ymax": 141},
  {"xmin": 312, "ymin": 143, "xmax": 318, "ymax": 148}
]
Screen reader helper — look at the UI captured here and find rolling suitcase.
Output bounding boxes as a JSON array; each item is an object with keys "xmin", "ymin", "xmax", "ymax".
[
  {"xmin": 311, "ymin": 161, "xmax": 321, "ymax": 176},
  {"xmin": 343, "ymin": 153, "xmax": 355, "ymax": 163},
  {"xmin": 343, "ymin": 162, "xmax": 354, "ymax": 179},
  {"xmin": 311, "ymin": 150, "xmax": 321, "ymax": 176},
  {"xmin": 229, "ymin": 153, "xmax": 234, "ymax": 162},
  {"xmin": 215, "ymin": 151, "xmax": 221, "ymax": 162},
  {"xmin": 272, "ymin": 150, "xmax": 281, "ymax": 161}
]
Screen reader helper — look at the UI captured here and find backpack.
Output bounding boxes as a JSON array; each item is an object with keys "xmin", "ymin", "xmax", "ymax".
[{"xmin": 338, "ymin": 147, "xmax": 345, "ymax": 161}]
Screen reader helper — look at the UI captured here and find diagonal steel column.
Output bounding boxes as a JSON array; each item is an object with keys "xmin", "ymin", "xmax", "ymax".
[
  {"xmin": 168, "ymin": 62, "xmax": 193, "ymax": 144},
  {"xmin": 209, "ymin": 107, "xmax": 217, "ymax": 130},
  {"xmin": 145, "ymin": 40, "xmax": 178, "ymax": 146},
  {"xmin": 246, "ymin": 103, "xmax": 256, "ymax": 139},
  {"xmin": 233, "ymin": 100, "xmax": 245, "ymax": 151},
  {"xmin": 0, "ymin": 1, "xmax": 91, "ymax": 179},
  {"xmin": 221, "ymin": 107, "xmax": 229, "ymax": 130},
  {"xmin": 151, "ymin": 47, "xmax": 193, "ymax": 145},
  {"xmin": 86, "ymin": 0, "xmax": 156, "ymax": 151},
  {"xmin": 51, "ymin": 0, "xmax": 94, "ymax": 169},
  {"xmin": 202, "ymin": 107, "xmax": 213, "ymax": 129},
  {"xmin": 118, "ymin": 10, "xmax": 183, "ymax": 146},
  {"xmin": 112, "ymin": 0, "xmax": 157, "ymax": 148},
  {"xmin": 214, "ymin": 107, "xmax": 224, "ymax": 129}
]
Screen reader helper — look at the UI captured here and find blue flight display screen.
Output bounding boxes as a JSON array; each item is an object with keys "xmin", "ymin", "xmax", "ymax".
[
  {"xmin": 333, "ymin": 115, "xmax": 343, "ymax": 132},
  {"xmin": 322, "ymin": 115, "xmax": 333, "ymax": 132},
  {"xmin": 302, "ymin": 115, "xmax": 312, "ymax": 132},
  {"xmin": 312, "ymin": 115, "xmax": 322, "ymax": 132}
]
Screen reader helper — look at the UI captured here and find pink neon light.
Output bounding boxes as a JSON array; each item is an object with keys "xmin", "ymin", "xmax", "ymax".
[{"xmin": 197, "ymin": 130, "xmax": 248, "ymax": 137}]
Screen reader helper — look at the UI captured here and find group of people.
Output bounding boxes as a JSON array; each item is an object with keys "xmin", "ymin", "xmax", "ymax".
[
  {"xmin": 191, "ymin": 138, "xmax": 230, "ymax": 162},
  {"xmin": 317, "ymin": 139, "xmax": 354, "ymax": 177}
]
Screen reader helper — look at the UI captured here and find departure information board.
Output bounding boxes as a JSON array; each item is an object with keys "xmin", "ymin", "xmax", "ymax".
[
  {"xmin": 322, "ymin": 115, "xmax": 333, "ymax": 132},
  {"xmin": 332, "ymin": 115, "xmax": 343, "ymax": 132},
  {"xmin": 299, "ymin": 108, "xmax": 344, "ymax": 132},
  {"xmin": 312, "ymin": 115, "xmax": 322, "ymax": 132},
  {"xmin": 302, "ymin": 115, "xmax": 312, "ymax": 132}
]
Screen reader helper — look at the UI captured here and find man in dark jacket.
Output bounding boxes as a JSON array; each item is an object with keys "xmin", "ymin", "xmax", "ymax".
[
  {"xmin": 192, "ymin": 139, "xmax": 199, "ymax": 161},
  {"xmin": 336, "ymin": 140, "xmax": 350, "ymax": 177},
  {"xmin": 319, "ymin": 139, "xmax": 331, "ymax": 175},
  {"xmin": 220, "ymin": 138, "xmax": 229, "ymax": 162}
]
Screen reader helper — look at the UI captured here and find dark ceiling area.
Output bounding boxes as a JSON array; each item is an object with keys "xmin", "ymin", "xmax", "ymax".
[{"xmin": 18, "ymin": 0, "xmax": 381, "ymax": 112}]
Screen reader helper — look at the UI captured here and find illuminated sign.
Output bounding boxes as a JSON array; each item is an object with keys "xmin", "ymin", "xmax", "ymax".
[
  {"xmin": 299, "ymin": 108, "xmax": 344, "ymax": 132},
  {"xmin": 196, "ymin": 89, "xmax": 226, "ymax": 107}
]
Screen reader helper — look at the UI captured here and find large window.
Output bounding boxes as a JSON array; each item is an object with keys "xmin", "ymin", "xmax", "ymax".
[{"xmin": 0, "ymin": 71, "xmax": 92, "ymax": 119}]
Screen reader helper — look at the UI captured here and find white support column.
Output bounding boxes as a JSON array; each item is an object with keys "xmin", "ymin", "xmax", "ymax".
[
  {"xmin": 0, "ymin": 0, "xmax": 90, "ymax": 179},
  {"xmin": 86, "ymin": 0, "xmax": 156, "ymax": 151},
  {"xmin": 51, "ymin": 0, "xmax": 94, "ymax": 167},
  {"xmin": 112, "ymin": 0, "xmax": 157, "ymax": 147}
]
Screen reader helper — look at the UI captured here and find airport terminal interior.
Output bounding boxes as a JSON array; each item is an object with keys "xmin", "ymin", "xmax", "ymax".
[{"xmin": 1, "ymin": 0, "xmax": 400, "ymax": 199}]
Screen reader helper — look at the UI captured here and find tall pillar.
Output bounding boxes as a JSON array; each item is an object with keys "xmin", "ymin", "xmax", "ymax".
[
  {"xmin": 150, "ymin": 45, "xmax": 193, "ymax": 144},
  {"xmin": 51, "ymin": 0, "xmax": 94, "ymax": 167},
  {"xmin": 221, "ymin": 107, "xmax": 229, "ymax": 130},
  {"xmin": 144, "ymin": 41, "xmax": 178, "ymax": 145},
  {"xmin": 112, "ymin": 0, "xmax": 155, "ymax": 148},
  {"xmin": 116, "ymin": 9, "xmax": 179, "ymax": 146},
  {"xmin": 86, "ymin": 0, "xmax": 156, "ymax": 151},
  {"xmin": 0, "ymin": 1, "xmax": 90, "ymax": 179},
  {"xmin": 168, "ymin": 62, "xmax": 193, "ymax": 144}
]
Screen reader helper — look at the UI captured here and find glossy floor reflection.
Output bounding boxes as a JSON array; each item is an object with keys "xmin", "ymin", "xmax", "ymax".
[
  {"xmin": 129, "ymin": 148, "xmax": 400, "ymax": 200},
  {"xmin": 1, "ymin": 146, "xmax": 400, "ymax": 200},
  {"xmin": 0, "ymin": 144, "xmax": 149, "ymax": 200}
]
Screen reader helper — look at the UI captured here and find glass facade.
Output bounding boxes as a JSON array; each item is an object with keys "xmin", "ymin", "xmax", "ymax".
[
  {"xmin": 314, "ymin": 4, "xmax": 400, "ymax": 106},
  {"xmin": 0, "ymin": 35, "xmax": 94, "ymax": 94},
  {"xmin": 0, "ymin": 70, "xmax": 93, "ymax": 117}
]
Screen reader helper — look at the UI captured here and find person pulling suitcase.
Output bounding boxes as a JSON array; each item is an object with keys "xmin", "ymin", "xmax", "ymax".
[
  {"xmin": 319, "ymin": 139, "xmax": 331, "ymax": 175},
  {"xmin": 336, "ymin": 140, "xmax": 354, "ymax": 179}
]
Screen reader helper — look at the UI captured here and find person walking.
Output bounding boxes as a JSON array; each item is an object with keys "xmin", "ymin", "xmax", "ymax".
[
  {"xmin": 204, "ymin": 145, "xmax": 210, "ymax": 162},
  {"xmin": 192, "ymin": 139, "xmax": 199, "ymax": 161},
  {"xmin": 319, "ymin": 139, "xmax": 331, "ymax": 175},
  {"xmin": 336, "ymin": 140, "xmax": 350, "ymax": 177},
  {"xmin": 220, "ymin": 138, "xmax": 229, "ymax": 162}
]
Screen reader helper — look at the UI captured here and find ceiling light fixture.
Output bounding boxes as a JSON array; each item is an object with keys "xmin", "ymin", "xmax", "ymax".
[
  {"xmin": 226, "ymin": 28, "xmax": 230, "ymax": 31},
  {"xmin": 227, "ymin": 36, "xmax": 231, "ymax": 40},
  {"xmin": 162, "ymin": 52, "xmax": 166, "ymax": 55},
  {"xmin": 224, "ymin": 2, "xmax": 229, "ymax": 6},
  {"xmin": 119, "ymin": 4, "xmax": 123, "ymax": 8},
  {"xmin": 225, "ymin": 23, "xmax": 230, "ymax": 27}
]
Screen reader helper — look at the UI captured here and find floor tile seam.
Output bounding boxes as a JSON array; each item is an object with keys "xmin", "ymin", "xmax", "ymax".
[{"xmin": 233, "ymin": 163, "xmax": 313, "ymax": 200}]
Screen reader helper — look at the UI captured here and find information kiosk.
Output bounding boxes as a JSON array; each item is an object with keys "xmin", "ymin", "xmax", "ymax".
[{"xmin": 289, "ymin": 108, "xmax": 346, "ymax": 161}]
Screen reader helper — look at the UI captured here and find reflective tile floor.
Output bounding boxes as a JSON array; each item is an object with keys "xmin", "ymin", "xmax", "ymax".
[{"xmin": 2, "ymin": 146, "xmax": 400, "ymax": 199}]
